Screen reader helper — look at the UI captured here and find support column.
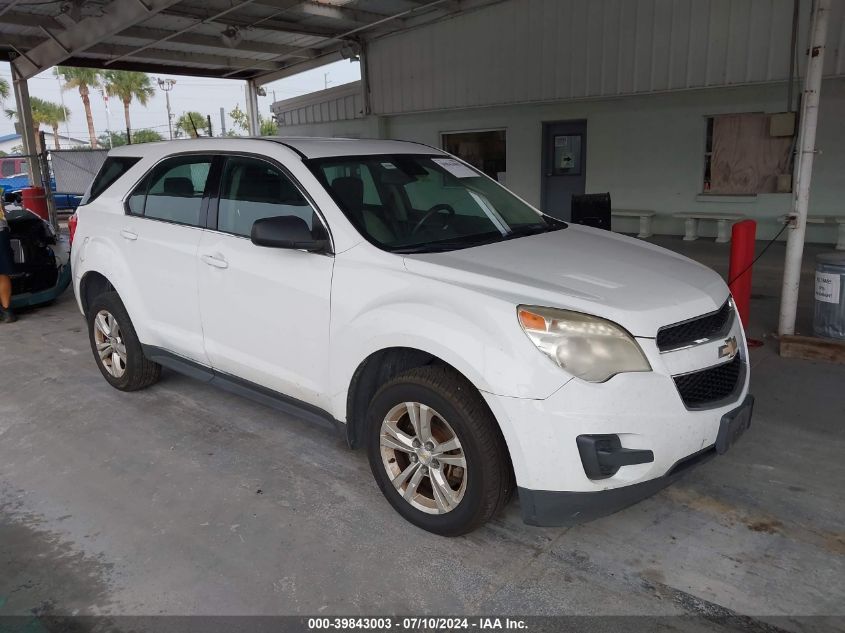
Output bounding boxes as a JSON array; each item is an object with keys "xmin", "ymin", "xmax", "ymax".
[
  {"xmin": 38, "ymin": 131, "xmax": 59, "ymax": 231},
  {"xmin": 778, "ymin": 0, "xmax": 830, "ymax": 336},
  {"xmin": 245, "ymin": 79, "xmax": 260, "ymax": 136},
  {"xmin": 11, "ymin": 64, "xmax": 43, "ymax": 186},
  {"xmin": 360, "ymin": 40, "xmax": 372, "ymax": 117}
]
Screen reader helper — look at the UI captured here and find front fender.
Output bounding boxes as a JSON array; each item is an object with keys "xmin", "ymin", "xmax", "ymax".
[{"xmin": 328, "ymin": 252, "xmax": 569, "ymax": 422}]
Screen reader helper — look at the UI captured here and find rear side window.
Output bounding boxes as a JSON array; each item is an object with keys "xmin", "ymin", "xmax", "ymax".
[
  {"xmin": 82, "ymin": 157, "xmax": 141, "ymax": 204},
  {"xmin": 127, "ymin": 155, "xmax": 212, "ymax": 227}
]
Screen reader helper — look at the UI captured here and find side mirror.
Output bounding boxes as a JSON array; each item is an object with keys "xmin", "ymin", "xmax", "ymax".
[{"xmin": 250, "ymin": 216, "xmax": 327, "ymax": 252}]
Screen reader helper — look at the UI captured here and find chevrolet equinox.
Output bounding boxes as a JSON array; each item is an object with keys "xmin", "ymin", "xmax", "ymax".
[{"xmin": 72, "ymin": 138, "xmax": 753, "ymax": 536}]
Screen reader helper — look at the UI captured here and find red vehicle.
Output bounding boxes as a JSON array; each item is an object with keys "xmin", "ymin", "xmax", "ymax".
[{"xmin": 0, "ymin": 156, "xmax": 28, "ymax": 178}]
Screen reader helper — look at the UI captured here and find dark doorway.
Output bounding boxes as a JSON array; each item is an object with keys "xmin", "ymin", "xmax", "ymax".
[
  {"xmin": 542, "ymin": 120, "xmax": 587, "ymax": 220},
  {"xmin": 442, "ymin": 129, "xmax": 506, "ymax": 182}
]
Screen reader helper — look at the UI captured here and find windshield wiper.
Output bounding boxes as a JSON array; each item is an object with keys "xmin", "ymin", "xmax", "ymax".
[
  {"xmin": 393, "ymin": 233, "xmax": 503, "ymax": 254},
  {"xmin": 503, "ymin": 222, "xmax": 566, "ymax": 239},
  {"xmin": 392, "ymin": 220, "xmax": 565, "ymax": 254},
  {"xmin": 504, "ymin": 225, "xmax": 548, "ymax": 239}
]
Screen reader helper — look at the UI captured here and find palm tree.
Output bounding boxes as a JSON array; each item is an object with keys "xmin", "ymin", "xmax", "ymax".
[
  {"xmin": 5, "ymin": 96, "xmax": 66, "ymax": 153},
  {"xmin": 175, "ymin": 112, "xmax": 209, "ymax": 138},
  {"xmin": 57, "ymin": 66, "xmax": 101, "ymax": 148},
  {"xmin": 0, "ymin": 77, "xmax": 9, "ymax": 102},
  {"xmin": 46, "ymin": 102, "xmax": 71, "ymax": 150},
  {"xmin": 103, "ymin": 70, "xmax": 154, "ymax": 140}
]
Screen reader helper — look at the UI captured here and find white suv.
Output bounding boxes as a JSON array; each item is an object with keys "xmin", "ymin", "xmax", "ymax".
[{"xmin": 72, "ymin": 138, "xmax": 752, "ymax": 535}]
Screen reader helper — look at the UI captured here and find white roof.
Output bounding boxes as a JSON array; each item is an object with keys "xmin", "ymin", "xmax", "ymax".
[
  {"xmin": 274, "ymin": 137, "xmax": 442, "ymax": 159},
  {"xmin": 108, "ymin": 137, "xmax": 445, "ymax": 160}
]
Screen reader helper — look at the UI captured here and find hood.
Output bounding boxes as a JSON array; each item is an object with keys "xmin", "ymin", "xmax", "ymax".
[{"xmin": 402, "ymin": 225, "xmax": 728, "ymax": 338}]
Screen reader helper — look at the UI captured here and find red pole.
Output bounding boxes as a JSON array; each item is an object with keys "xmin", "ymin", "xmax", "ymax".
[{"xmin": 728, "ymin": 220, "xmax": 757, "ymax": 329}]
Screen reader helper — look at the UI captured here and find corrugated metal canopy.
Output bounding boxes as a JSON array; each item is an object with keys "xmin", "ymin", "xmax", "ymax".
[{"xmin": 0, "ymin": 0, "xmax": 474, "ymax": 84}]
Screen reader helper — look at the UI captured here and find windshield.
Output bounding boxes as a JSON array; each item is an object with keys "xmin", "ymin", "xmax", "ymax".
[{"xmin": 307, "ymin": 154, "xmax": 565, "ymax": 253}]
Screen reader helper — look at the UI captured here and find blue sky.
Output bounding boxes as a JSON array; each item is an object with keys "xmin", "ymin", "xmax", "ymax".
[{"xmin": 0, "ymin": 59, "xmax": 361, "ymax": 140}]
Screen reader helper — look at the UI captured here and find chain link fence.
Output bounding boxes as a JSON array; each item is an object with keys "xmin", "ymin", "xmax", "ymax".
[
  {"xmin": 1, "ymin": 142, "xmax": 108, "ymax": 229},
  {"xmin": 49, "ymin": 149, "xmax": 108, "ymax": 195}
]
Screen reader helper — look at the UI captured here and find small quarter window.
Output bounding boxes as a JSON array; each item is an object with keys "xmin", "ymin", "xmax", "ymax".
[
  {"xmin": 126, "ymin": 174, "xmax": 148, "ymax": 216},
  {"xmin": 217, "ymin": 156, "xmax": 318, "ymax": 238},
  {"xmin": 81, "ymin": 156, "xmax": 141, "ymax": 205}
]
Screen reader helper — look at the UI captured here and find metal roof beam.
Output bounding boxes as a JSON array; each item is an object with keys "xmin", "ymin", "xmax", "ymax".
[
  {"xmin": 1, "ymin": 33, "xmax": 286, "ymax": 71},
  {"xmin": 116, "ymin": 26, "xmax": 318, "ymax": 57},
  {"xmin": 86, "ymin": 45, "xmax": 284, "ymax": 71},
  {"xmin": 294, "ymin": 1, "xmax": 398, "ymax": 25},
  {"xmin": 157, "ymin": 7, "xmax": 341, "ymax": 38},
  {"xmin": 0, "ymin": 1, "xmax": 24, "ymax": 19},
  {"xmin": 0, "ymin": 9, "xmax": 64, "ymax": 30},
  {"xmin": 407, "ymin": 0, "xmax": 460, "ymax": 8},
  {"xmin": 10, "ymin": 0, "xmax": 184, "ymax": 79},
  {"xmin": 103, "ymin": 0, "xmax": 266, "ymax": 67},
  {"xmin": 51, "ymin": 56, "xmax": 260, "ymax": 79},
  {"xmin": 238, "ymin": 0, "xmax": 455, "ymax": 83},
  {"xmin": 251, "ymin": 48, "xmax": 344, "ymax": 84}
]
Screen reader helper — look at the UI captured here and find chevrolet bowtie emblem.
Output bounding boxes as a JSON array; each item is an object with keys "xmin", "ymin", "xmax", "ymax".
[{"xmin": 718, "ymin": 336, "xmax": 739, "ymax": 359}]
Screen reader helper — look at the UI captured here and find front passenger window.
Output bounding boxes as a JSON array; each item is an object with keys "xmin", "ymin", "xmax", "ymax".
[
  {"xmin": 139, "ymin": 156, "xmax": 212, "ymax": 226},
  {"xmin": 217, "ymin": 156, "xmax": 319, "ymax": 238}
]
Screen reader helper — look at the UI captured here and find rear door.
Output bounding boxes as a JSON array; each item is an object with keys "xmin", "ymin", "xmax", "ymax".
[
  {"xmin": 196, "ymin": 154, "xmax": 334, "ymax": 408},
  {"xmin": 121, "ymin": 154, "xmax": 213, "ymax": 364}
]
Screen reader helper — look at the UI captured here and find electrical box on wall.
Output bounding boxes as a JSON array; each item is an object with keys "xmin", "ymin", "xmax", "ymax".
[{"xmin": 770, "ymin": 112, "xmax": 796, "ymax": 137}]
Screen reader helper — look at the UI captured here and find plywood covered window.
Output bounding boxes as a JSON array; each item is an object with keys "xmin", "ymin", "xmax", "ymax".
[{"xmin": 703, "ymin": 113, "xmax": 792, "ymax": 195}]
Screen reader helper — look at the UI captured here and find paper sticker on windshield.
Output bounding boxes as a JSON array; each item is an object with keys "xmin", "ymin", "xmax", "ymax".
[
  {"xmin": 380, "ymin": 162, "xmax": 397, "ymax": 170},
  {"xmin": 432, "ymin": 158, "xmax": 477, "ymax": 178}
]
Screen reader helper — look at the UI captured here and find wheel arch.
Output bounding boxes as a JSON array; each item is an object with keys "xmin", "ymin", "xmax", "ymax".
[
  {"xmin": 79, "ymin": 270, "xmax": 116, "ymax": 316},
  {"xmin": 344, "ymin": 347, "xmax": 507, "ymax": 462}
]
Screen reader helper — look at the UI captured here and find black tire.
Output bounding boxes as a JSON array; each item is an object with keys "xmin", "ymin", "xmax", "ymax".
[
  {"xmin": 366, "ymin": 366, "xmax": 512, "ymax": 536},
  {"xmin": 87, "ymin": 291, "xmax": 161, "ymax": 391}
]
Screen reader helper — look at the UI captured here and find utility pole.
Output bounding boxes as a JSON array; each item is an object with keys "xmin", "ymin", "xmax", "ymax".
[
  {"xmin": 157, "ymin": 78, "xmax": 176, "ymax": 140},
  {"xmin": 101, "ymin": 88, "xmax": 113, "ymax": 149},
  {"xmin": 219, "ymin": 107, "xmax": 226, "ymax": 136},
  {"xmin": 245, "ymin": 80, "xmax": 260, "ymax": 136},
  {"xmin": 207, "ymin": 114, "xmax": 213, "ymax": 138},
  {"xmin": 778, "ymin": 0, "xmax": 831, "ymax": 336},
  {"xmin": 323, "ymin": 72, "xmax": 332, "ymax": 90}
]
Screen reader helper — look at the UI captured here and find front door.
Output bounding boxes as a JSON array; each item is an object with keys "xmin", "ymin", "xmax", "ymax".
[
  {"xmin": 196, "ymin": 155, "xmax": 334, "ymax": 409},
  {"xmin": 542, "ymin": 120, "xmax": 587, "ymax": 221}
]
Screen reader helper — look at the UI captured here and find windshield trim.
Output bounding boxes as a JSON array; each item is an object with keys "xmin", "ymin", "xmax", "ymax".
[{"xmin": 304, "ymin": 153, "xmax": 566, "ymax": 254}]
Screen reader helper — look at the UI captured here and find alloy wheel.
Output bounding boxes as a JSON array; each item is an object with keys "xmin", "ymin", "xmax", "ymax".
[
  {"xmin": 93, "ymin": 309, "xmax": 127, "ymax": 378},
  {"xmin": 379, "ymin": 402, "xmax": 468, "ymax": 514}
]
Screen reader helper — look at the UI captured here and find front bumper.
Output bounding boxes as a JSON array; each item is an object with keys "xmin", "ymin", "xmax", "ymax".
[
  {"xmin": 518, "ymin": 445, "xmax": 716, "ymax": 526},
  {"xmin": 10, "ymin": 262, "xmax": 72, "ymax": 309},
  {"xmin": 481, "ymin": 315, "xmax": 751, "ymax": 526},
  {"xmin": 518, "ymin": 395, "xmax": 752, "ymax": 526}
]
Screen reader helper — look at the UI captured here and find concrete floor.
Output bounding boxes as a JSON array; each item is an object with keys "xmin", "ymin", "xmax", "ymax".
[{"xmin": 0, "ymin": 236, "xmax": 843, "ymax": 631}]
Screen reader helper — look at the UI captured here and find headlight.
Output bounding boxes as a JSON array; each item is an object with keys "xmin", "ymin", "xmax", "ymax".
[{"xmin": 517, "ymin": 305, "xmax": 651, "ymax": 383}]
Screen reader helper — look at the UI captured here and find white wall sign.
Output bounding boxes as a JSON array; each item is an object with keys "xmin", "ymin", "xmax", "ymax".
[{"xmin": 815, "ymin": 271, "xmax": 841, "ymax": 304}]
